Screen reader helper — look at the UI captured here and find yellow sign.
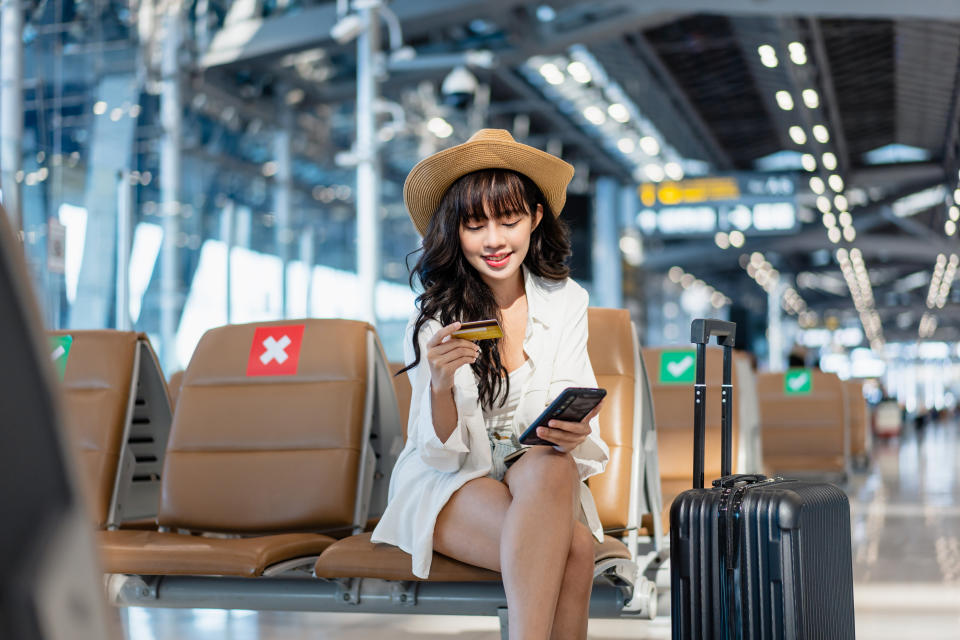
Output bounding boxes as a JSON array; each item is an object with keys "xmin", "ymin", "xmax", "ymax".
[{"xmin": 639, "ymin": 177, "xmax": 741, "ymax": 207}]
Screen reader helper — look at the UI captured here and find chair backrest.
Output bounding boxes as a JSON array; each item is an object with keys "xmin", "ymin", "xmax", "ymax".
[
  {"xmin": 167, "ymin": 370, "xmax": 184, "ymax": 409},
  {"xmin": 843, "ymin": 380, "xmax": 867, "ymax": 458},
  {"xmin": 643, "ymin": 345, "xmax": 742, "ymax": 490},
  {"xmin": 585, "ymin": 308, "xmax": 639, "ymax": 532},
  {"xmin": 158, "ymin": 319, "xmax": 401, "ymax": 534},
  {"xmin": 50, "ymin": 330, "xmax": 173, "ymax": 529},
  {"xmin": 756, "ymin": 370, "xmax": 847, "ymax": 474},
  {"xmin": 389, "ymin": 362, "xmax": 413, "ymax": 442}
]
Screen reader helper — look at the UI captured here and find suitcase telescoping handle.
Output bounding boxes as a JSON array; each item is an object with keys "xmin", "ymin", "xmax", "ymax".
[{"xmin": 690, "ymin": 319, "xmax": 736, "ymax": 489}]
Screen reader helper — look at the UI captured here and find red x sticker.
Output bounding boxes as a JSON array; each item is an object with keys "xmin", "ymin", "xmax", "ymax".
[{"xmin": 246, "ymin": 325, "xmax": 305, "ymax": 377}]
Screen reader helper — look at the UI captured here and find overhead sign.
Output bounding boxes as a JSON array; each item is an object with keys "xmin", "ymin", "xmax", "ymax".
[
  {"xmin": 784, "ymin": 369, "xmax": 813, "ymax": 395},
  {"xmin": 659, "ymin": 349, "xmax": 696, "ymax": 384},
  {"xmin": 246, "ymin": 325, "xmax": 305, "ymax": 377},
  {"xmin": 636, "ymin": 173, "xmax": 797, "ymax": 237}
]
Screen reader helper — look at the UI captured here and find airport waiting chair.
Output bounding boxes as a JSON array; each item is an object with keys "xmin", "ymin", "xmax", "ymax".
[
  {"xmin": 167, "ymin": 370, "xmax": 184, "ymax": 410},
  {"xmin": 757, "ymin": 370, "xmax": 848, "ymax": 479},
  {"xmin": 389, "ymin": 362, "xmax": 412, "ymax": 441},
  {"xmin": 642, "ymin": 345, "xmax": 749, "ymax": 530},
  {"xmin": 310, "ymin": 307, "xmax": 661, "ymax": 624},
  {"xmin": 109, "ymin": 309, "xmax": 662, "ymax": 627},
  {"xmin": 844, "ymin": 380, "xmax": 870, "ymax": 469},
  {"xmin": 49, "ymin": 330, "xmax": 172, "ymax": 529},
  {"xmin": 101, "ymin": 319, "xmax": 403, "ymax": 579}
]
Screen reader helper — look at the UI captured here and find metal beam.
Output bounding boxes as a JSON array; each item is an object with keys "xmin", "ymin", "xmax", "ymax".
[
  {"xmin": 624, "ymin": 33, "xmax": 733, "ymax": 169},
  {"xmin": 807, "ymin": 18, "xmax": 851, "ymax": 174},
  {"xmin": 617, "ymin": 0, "xmax": 960, "ymax": 20},
  {"xmin": 494, "ymin": 69, "xmax": 633, "ymax": 181}
]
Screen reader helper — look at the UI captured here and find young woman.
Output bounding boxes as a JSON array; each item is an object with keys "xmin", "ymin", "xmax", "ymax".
[{"xmin": 371, "ymin": 129, "xmax": 609, "ymax": 640}]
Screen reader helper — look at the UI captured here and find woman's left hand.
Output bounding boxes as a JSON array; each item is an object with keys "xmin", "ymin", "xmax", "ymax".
[{"xmin": 535, "ymin": 401, "xmax": 604, "ymax": 453}]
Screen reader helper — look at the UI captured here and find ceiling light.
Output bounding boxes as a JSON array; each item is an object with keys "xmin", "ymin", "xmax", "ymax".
[
  {"xmin": 639, "ymin": 136, "xmax": 660, "ymax": 156},
  {"xmin": 775, "ymin": 91, "xmax": 794, "ymax": 110},
  {"xmin": 788, "ymin": 41, "xmax": 807, "ymax": 65},
  {"xmin": 93, "ymin": 101, "xmax": 107, "ymax": 115},
  {"xmin": 566, "ymin": 61, "xmax": 592, "ymax": 84},
  {"xmin": 802, "ymin": 88, "xmax": 820, "ymax": 108},
  {"xmin": 538, "ymin": 62, "xmax": 564, "ymax": 85},
  {"xmin": 758, "ymin": 44, "xmax": 778, "ymax": 68},
  {"xmin": 954, "ymin": 188, "xmax": 960, "ymax": 204},
  {"xmin": 812, "ymin": 125, "xmax": 830, "ymax": 143},
  {"xmin": 951, "ymin": 206, "xmax": 960, "ymax": 221},
  {"xmin": 838, "ymin": 211, "xmax": 852, "ymax": 226},
  {"xmin": 828, "ymin": 174, "xmax": 844, "ymax": 192},
  {"xmin": 947, "ymin": 219, "xmax": 957, "ymax": 236},
  {"xmin": 715, "ymin": 231, "xmax": 730, "ymax": 249},
  {"xmin": 729, "ymin": 230, "xmax": 745, "ymax": 248},
  {"xmin": 801, "ymin": 153, "xmax": 817, "ymax": 172},
  {"xmin": 828, "ymin": 227, "xmax": 842, "ymax": 243},
  {"xmin": 809, "ymin": 176, "xmax": 825, "ymax": 194},
  {"xmin": 427, "ymin": 116, "xmax": 453, "ymax": 138},
  {"xmin": 823, "ymin": 213, "xmax": 837, "ymax": 228},
  {"xmin": 664, "ymin": 162, "xmax": 684, "ymax": 181},
  {"xmin": 617, "ymin": 137, "xmax": 635, "ymax": 154},
  {"xmin": 644, "ymin": 163, "xmax": 665, "ymax": 182},
  {"xmin": 843, "ymin": 225, "xmax": 856, "ymax": 242},
  {"xmin": 608, "ymin": 103, "xmax": 630, "ymax": 123},
  {"xmin": 822, "ymin": 152, "xmax": 837, "ymax": 170},
  {"xmin": 834, "ymin": 194, "xmax": 848, "ymax": 211},
  {"xmin": 789, "ymin": 126, "xmax": 807, "ymax": 145},
  {"xmin": 817, "ymin": 196, "xmax": 832, "ymax": 213},
  {"xmin": 668, "ymin": 266, "xmax": 684, "ymax": 282},
  {"xmin": 582, "ymin": 106, "xmax": 606, "ymax": 125}
]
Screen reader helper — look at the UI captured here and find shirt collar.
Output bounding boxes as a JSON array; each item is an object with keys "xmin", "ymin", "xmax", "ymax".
[{"xmin": 522, "ymin": 266, "xmax": 552, "ymax": 330}]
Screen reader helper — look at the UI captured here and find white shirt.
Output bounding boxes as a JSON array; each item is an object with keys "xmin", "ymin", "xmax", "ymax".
[
  {"xmin": 484, "ymin": 358, "xmax": 532, "ymax": 445},
  {"xmin": 370, "ymin": 268, "xmax": 610, "ymax": 579}
]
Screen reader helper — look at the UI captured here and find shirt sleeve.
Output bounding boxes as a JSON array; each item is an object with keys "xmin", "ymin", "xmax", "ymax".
[
  {"xmin": 548, "ymin": 284, "xmax": 610, "ymax": 481},
  {"xmin": 403, "ymin": 316, "xmax": 470, "ymax": 473}
]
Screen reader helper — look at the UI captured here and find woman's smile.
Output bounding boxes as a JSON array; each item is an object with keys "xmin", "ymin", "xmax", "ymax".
[{"xmin": 482, "ymin": 252, "xmax": 513, "ymax": 268}]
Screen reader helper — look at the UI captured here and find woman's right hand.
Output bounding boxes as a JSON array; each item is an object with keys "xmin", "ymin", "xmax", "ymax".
[{"xmin": 426, "ymin": 322, "xmax": 480, "ymax": 393}]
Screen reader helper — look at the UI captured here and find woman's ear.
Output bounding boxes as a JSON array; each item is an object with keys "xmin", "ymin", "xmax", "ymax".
[{"xmin": 532, "ymin": 203, "xmax": 544, "ymax": 230}]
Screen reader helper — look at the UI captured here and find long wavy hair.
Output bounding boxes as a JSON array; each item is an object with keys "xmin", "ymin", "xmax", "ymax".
[{"xmin": 400, "ymin": 169, "xmax": 572, "ymax": 409}]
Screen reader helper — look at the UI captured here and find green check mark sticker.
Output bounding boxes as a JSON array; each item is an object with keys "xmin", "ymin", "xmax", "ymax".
[
  {"xmin": 49, "ymin": 335, "xmax": 73, "ymax": 380},
  {"xmin": 659, "ymin": 349, "xmax": 696, "ymax": 384},
  {"xmin": 784, "ymin": 368, "xmax": 812, "ymax": 395}
]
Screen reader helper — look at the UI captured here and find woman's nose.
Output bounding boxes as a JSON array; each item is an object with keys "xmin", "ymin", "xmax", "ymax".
[{"xmin": 483, "ymin": 222, "xmax": 505, "ymax": 247}]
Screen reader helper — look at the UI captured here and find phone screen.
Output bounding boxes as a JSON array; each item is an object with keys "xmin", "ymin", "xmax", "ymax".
[{"xmin": 518, "ymin": 387, "xmax": 605, "ymax": 446}]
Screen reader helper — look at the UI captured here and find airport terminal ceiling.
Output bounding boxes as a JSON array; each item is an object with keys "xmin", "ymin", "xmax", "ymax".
[{"xmin": 7, "ymin": 0, "xmax": 960, "ymax": 365}]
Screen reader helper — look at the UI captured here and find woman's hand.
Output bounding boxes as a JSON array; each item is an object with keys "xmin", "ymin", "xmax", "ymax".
[
  {"xmin": 426, "ymin": 322, "xmax": 480, "ymax": 393},
  {"xmin": 535, "ymin": 401, "xmax": 604, "ymax": 453}
]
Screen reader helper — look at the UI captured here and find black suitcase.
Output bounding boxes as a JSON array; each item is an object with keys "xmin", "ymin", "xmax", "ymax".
[{"xmin": 670, "ymin": 319, "xmax": 856, "ymax": 639}]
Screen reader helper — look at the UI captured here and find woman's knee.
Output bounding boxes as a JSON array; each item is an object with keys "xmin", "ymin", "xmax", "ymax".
[{"xmin": 505, "ymin": 446, "xmax": 579, "ymax": 497}]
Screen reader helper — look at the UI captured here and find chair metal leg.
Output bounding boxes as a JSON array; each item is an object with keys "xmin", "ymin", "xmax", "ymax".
[{"xmin": 497, "ymin": 607, "xmax": 509, "ymax": 640}]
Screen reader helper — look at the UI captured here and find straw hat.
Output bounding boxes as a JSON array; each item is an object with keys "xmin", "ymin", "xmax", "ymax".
[{"xmin": 403, "ymin": 129, "xmax": 574, "ymax": 236}]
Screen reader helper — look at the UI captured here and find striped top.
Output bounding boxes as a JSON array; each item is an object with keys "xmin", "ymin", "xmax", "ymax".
[{"xmin": 483, "ymin": 359, "xmax": 533, "ymax": 447}]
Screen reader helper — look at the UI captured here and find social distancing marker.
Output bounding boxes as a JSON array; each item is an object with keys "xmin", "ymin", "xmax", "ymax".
[
  {"xmin": 785, "ymin": 368, "xmax": 813, "ymax": 395},
  {"xmin": 659, "ymin": 349, "xmax": 696, "ymax": 384},
  {"xmin": 49, "ymin": 335, "xmax": 73, "ymax": 381},
  {"xmin": 246, "ymin": 325, "xmax": 305, "ymax": 377}
]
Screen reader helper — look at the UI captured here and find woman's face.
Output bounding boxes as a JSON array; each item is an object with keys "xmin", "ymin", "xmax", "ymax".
[{"xmin": 459, "ymin": 202, "xmax": 543, "ymax": 288}]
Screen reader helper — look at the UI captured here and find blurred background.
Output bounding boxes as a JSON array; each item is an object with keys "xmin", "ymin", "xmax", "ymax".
[{"xmin": 3, "ymin": 1, "xmax": 960, "ymax": 637}]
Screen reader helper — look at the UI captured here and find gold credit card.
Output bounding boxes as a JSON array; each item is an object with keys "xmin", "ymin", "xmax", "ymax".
[{"xmin": 451, "ymin": 319, "xmax": 504, "ymax": 341}]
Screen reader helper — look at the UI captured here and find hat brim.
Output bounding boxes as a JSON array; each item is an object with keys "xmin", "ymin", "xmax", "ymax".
[{"xmin": 404, "ymin": 139, "xmax": 574, "ymax": 236}]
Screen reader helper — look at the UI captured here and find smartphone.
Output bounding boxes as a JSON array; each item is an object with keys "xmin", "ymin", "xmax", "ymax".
[
  {"xmin": 450, "ymin": 319, "xmax": 504, "ymax": 341},
  {"xmin": 518, "ymin": 387, "xmax": 606, "ymax": 446}
]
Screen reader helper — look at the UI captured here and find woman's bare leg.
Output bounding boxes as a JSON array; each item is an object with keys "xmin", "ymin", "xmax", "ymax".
[
  {"xmin": 433, "ymin": 446, "xmax": 582, "ymax": 640},
  {"xmin": 549, "ymin": 522, "xmax": 595, "ymax": 640}
]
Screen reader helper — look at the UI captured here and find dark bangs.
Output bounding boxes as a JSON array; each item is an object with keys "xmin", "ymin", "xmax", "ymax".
[{"xmin": 448, "ymin": 170, "xmax": 538, "ymax": 227}]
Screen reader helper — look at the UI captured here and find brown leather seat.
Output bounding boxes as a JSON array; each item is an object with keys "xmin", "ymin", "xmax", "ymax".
[
  {"xmin": 314, "ymin": 532, "xmax": 630, "ymax": 582},
  {"xmin": 390, "ymin": 362, "xmax": 412, "ymax": 442},
  {"xmin": 844, "ymin": 380, "xmax": 868, "ymax": 461},
  {"xmin": 167, "ymin": 370, "xmax": 184, "ymax": 410},
  {"xmin": 314, "ymin": 308, "xmax": 642, "ymax": 581},
  {"xmin": 50, "ymin": 330, "xmax": 171, "ymax": 529},
  {"xmin": 643, "ymin": 345, "xmax": 743, "ymax": 529},
  {"xmin": 101, "ymin": 319, "xmax": 392, "ymax": 577},
  {"xmin": 757, "ymin": 371, "xmax": 846, "ymax": 475}
]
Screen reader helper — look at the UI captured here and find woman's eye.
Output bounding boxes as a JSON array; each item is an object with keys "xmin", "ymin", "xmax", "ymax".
[{"xmin": 503, "ymin": 221, "xmax": 519, "ymax": 227}]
